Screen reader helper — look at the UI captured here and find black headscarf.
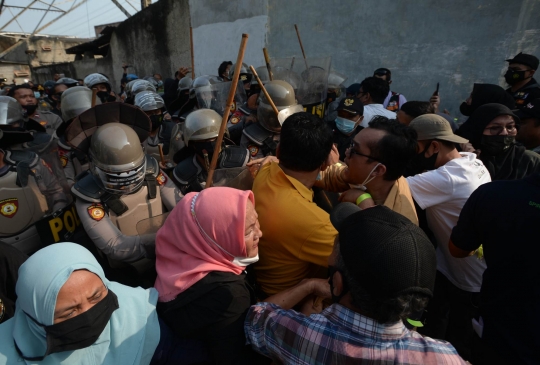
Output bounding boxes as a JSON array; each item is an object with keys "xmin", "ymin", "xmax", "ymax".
[
  {"xmin": 456, "ymin": 84, "xmax": 516, "ymax": 138},
  {"xmin": 0, "ymin": 242, "xmax": 27, "ymax": 323},
  {"xmin": 465, "ymin": 103, "xmax": 540, "ymax": 180}
]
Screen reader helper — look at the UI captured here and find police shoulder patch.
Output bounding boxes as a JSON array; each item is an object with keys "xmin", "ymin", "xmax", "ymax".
[
  {"xmin": 87, "ymin": 203, "xmax": 105, "ymax": 221},
  {"xmin": 157, "ymin": 171, "xmax": 168, "ymax": 186},
  {"xmin": 248, "ymin": 144, "xmax": 259, "ymax": 157},
  {"xmin": 230, "ymin": 116, "xmax": 240, "ymax": 124}
]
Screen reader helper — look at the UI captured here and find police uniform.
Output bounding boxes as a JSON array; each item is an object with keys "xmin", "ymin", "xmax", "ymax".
[
  {"xmin": 506, "ymin": 78, "xmax": 540, "ymax": 109},
  {"xmin": 142, "ymin": 121, "xmax": 184, "ymax": 163},
  {"xmin": 30, "ymin": 111, "xmax": 63, "ymax": 136},
  {"xmin": 228, "ymin": 103, "xmax": 253, "ymax": 145}
]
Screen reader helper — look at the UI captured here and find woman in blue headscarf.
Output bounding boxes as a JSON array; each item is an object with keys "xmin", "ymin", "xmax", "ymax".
[{"xmin": 0, "ymin": 242, "xmax": 199, "ymax": 365}]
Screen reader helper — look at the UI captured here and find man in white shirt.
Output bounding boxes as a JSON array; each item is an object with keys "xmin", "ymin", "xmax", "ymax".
[
  {"xmin": 356, "ymin": 77, "xmax": 396, "ymax": 128},
  {"xmin": 406, "ymin": 114, "xmax": 491, "ymax": 361},
  {"xmin": 373, "ymin": 68, "xmax": 408, "ymax": 111}
]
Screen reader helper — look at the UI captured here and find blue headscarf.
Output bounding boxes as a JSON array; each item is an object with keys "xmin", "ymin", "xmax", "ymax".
[{"xmin": 0, "ymin": 242, "xmax": 160, "ymax": 365}]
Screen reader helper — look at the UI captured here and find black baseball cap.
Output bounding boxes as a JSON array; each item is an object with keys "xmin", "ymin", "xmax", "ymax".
[
  {"xmin": 514, "ymin": 98, "xmax": 540, "ymax": 120},
  {"xmin": 337, "ymin": 97, "xmax": 364, "ymax": 116},
  {"xmin": 346, "ymin": 83, "xmax": 361, "ymax": 96},
  {"xmin": 506, "ymin": 52, "xmax": 539, "ymax": 70},
  {"xmin": 330, "ymin": 204, "xmax": 437, "ymax": 300},
  {"xmin": 374, "ymin": 68, "xmax": 392, "ymax": 81}
]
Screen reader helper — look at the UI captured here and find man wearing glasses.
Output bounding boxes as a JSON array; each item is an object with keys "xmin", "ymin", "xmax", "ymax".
[
  {"xmin": 316, "ymin": 116, "xmax": 419, "ymax": 224},
  {"xmin": 504, "ymin": 52, "xmax": 540, "ymax": 108}
]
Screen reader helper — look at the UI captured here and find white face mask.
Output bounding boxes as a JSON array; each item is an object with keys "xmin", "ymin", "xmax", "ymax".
[
  {"xmin": 232, "ymin": 254, "xmax": 259, "ymax": 266},
  {"xmin": 349, "ymin": 162, "xmax": 381, "ymax": 191}
]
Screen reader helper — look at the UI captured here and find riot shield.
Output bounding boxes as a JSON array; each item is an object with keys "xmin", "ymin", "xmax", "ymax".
[
  {"xmin": 271, "ymin": 57, "xmax": 332, "ymax": 118},
  {"xmin": 212, "ymin": 166, "xmax": 256, "ymax": 191},
  {"xmin": 195, "ymin": 81, "xmax": 247, "ymax": 116},
  {"xmin": 136, "ymin": 212, "xmax": 171, "ymax": 235}
]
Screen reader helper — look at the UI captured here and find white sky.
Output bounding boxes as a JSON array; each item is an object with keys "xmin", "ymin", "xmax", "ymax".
[{"xmin": 0, "ymin": 0, "xmax": 142, "ymax": 38}]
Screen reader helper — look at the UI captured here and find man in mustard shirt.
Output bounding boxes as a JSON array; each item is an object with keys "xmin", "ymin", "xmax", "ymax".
[{"xmin": 253, "ymin": 112, "xmax": 337, "ymax": 296}]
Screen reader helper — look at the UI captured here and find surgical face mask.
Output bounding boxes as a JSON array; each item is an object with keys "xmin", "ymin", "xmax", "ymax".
[
  {"xmin": 504, "ymin": 68, "xmax": 529, "ymax": 85},
  {"xmin": 349, "ymin": 162, "xmax": 381, "ymax": 191},
  {"xmin": 232, "ymin": 254, "xmax": 259, "ymax": 266},
  {"xmin": 335, "ymin": 116, "xmax": 357, "ymax": 135},
  {"xmin": 459, "ymin": 101, "xmax": 475, "ymax": 116},
  {"xmin": 157, "ymin": 80, "xmax": 163, "ymax": 88},
  {"xmin": 34, "ymin": 92, "xmax": 41, "ymax": 98},
  {"xmin": 16, "ymin": 290, "xmax": 119, "ymax": 361},
  {"xmin": 480, "ymin": 135, "xmax": 515, "ymax": 155}
]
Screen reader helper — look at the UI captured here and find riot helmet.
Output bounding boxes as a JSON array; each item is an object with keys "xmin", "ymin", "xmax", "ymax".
[
  {"xmin": 84, "ymin": 73, "xmax": 111, "ymax": 92},
  {"xmin": 0, "ymin": 96, "xmax": 27, "ymax": 126},
  {"xmin": 177, "ymin": 76, "xmax": 193, "ymax": 94},
  {"xmin": 124, "ymin": 80, "xmax": 139, "ymax": 98},
  {"xmin": 131, "ymin": 79, "xmax": 157, "ymax": 97},
  {"xmin": 190, "ymin": 75, "xmax": 221, "ymax": 107},
  {"xmin": 126, "ymin": 74, "xmax": 139, "ymax": 82},
  {"xmin": 43, "ymin": 80, "xmax": 56, "ymax": 95},
  {"xmin": 183, "ymin": 108, "xmax": 221, "ymax": 147},
  {"xmin": 143, "ymin": 76, "xmax": 159, "ymax": 88},
  {"xmin": 327, "ymin": 71, "xmax": 347, "ymax": 90},
  {"xmin": 55, "ymin": 77, "xmax": 79, "ymax": 87},
  {"xmin": 60, "ymin": 86, "xmax": 95, "ymax": 122},
  {"xmin": 134, "ymin": 91, "xmax": 164, "ymax": 111},
  {"xmin": 230, "ymin": 63, "xmax": 252, "ymax": 87},
  {"xmin": 89, "ymin": 123, "xmax": 146, "ymax": 194},
  {"xmin": 254, "ymin": 66, "xmax": 270, "ymax": 84},
  {"xmin": 257, "ymin": 80, "xmax": 298, "ymax": 133}
]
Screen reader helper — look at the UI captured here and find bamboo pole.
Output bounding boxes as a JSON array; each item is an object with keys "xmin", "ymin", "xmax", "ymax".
[
  {"xmin": 190, "ymin": 26, "xmax": 195, "ymax": 80},
  {"xmin": 205, "ymin": 34, "xmax": 249, "ymax": 188},
  {"xmin": 250, "ymin": 65, "xmax": 279, "ymax": 116},
  {"xmin": 294, "ymin": 24, "xmax": 309, "ymax": 69},
  {"xmin": 263, "ymin": 47, "xmax": 273, "ymax": 81}
]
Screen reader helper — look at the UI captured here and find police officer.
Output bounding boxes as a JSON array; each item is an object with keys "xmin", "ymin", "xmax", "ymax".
[
  {"xmin": 50, "ymin": 77, "xmax": 79, "ymax": 117},
  {"xmin": 84, "ymin": 73, "xmax": 117, "ymax": 103},
  {"xmin": 8, "ymin": 84, "xmax": 63, "ymax": 135},
  {"xmin": 172, "ymin": 108, "xmax": 249, "ymax": 194},
  {"xmin": 328, "ymin": 97, "xmax": 364, "ymax": 160},
  {"xmin": 135, "ymin": 90, "xmax": 183, "ymax": 166},
  {"xmin": 504, "ymin": 52, "xmax": 540, "ymax": 108},
  {"xmin": 324, "ymin": 70, "xmax": 347, "ymax": 122},
  {"xmin": 0, "ymin": 98, "xmax": 70, "ymax": 255},
  {"xmin": 67, "ymin": 103, "xmax": 182, "ymax": 266},
  {"xmin": 241, "ymin": 80, "xmax": 301, "ymax": 159},
  {"xmin": 57, "ymin": 86, "xmax": 95, "ymax": 186}
]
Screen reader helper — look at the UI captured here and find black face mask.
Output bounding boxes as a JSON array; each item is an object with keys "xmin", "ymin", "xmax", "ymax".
[
  {"xmin": 328, "ymin": 266, "xmax": 348, "ymax": 304},
  {"xmin": 150, "ymin": 114, "xmax": 163, "ymax": 130},
  {"xmin": 409, "ymin": 142, "xmax": 439, "ymax": 175},
  {"xmin": 23, "ymin": 104, "xmax": 38, "ymax": 117},
  {"xmin": 504, "ymin": 68, "xmax": 529, "ymax": 86},
  {"xmin": 459, "ymin": 102, "xmax": 475, "ymax": 116},
  {"xmin": 480, "ymin": 135, "xmax": 515, "ymax": 156},
  {"xmin": 15, "ymin": 289, "xmax": 119, "ymax": 361},
  {"xmin": 97, "ymin": 91, "xmax": 116, "ymax": 103},
  {"xmin": 192, "ymin": 140, "xmax": 217, "ymax": 160}
]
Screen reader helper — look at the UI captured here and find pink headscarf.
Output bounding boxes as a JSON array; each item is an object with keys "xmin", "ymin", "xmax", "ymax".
[{"xmin": 155, "ymin": 187, "xmax": 254, "ymax": 302}]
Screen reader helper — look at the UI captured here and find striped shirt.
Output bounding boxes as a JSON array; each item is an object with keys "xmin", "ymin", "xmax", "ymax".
[{"xmin": 245, "ymin": 302, "xmax": 466, "ymax": 365}]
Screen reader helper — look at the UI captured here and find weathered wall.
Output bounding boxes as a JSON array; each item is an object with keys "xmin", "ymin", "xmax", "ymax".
[
  {"xmin": 264, "ymin": 0, "xmax": 540, "ymax": 118},
  {"xmin": 189, "ymin": 0, "xmax": 268, "ymax": 77}
]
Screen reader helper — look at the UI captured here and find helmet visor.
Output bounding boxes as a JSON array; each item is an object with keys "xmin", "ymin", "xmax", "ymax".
[{"xmin": 95, "ymin": 160, "xmax": 146, "ymax": 194}]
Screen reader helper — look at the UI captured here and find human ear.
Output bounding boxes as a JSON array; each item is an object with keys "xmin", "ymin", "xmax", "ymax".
[{"xmin": 332, "ymin": 271, "xmax": 344, "ymax": 297}]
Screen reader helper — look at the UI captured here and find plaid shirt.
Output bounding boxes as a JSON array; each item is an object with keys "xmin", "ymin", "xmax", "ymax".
[{"xmin": 245, "ymin": 302, "xmax": 466, "ymax": 365}]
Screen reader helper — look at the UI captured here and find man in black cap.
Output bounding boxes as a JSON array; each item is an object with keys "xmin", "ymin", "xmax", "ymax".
[
  {"xmin": 374, "ymin": 68, "xmax": 408, "ymax": 111},
  {"xmin": 245, "ymin": 205, "xmax": 466, "ymax": 364},
  {"xmin": 504, "ymin": 52, "xmax": 540, "ymax": 108},
  {"xmin": 515, "ymin": 98, "xmax": 540, "ymax": 153},
  {"xmin": 327, "ymin": 97, "xmax": 364, "ymax": 160}
]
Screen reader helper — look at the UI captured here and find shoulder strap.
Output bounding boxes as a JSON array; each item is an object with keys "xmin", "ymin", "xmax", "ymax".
[
  {"xmin": 219, "ymin": 146, "xmax": 250, "ymax": 168},
  {"xmin": 173, "ymin": 155, "xmax": 202, "ymax": 185},
  {"xmin": 242, "ymin": 123, "xmax": 273, "ymax": 146},
  {"xmin": 521, "ymin": 83, "xmax": 540, "ymax": 91},
  {"xmin": 71, "ymin": 172, "xmax": 105, "ymax": 203},
  {"xmin": 3, "ymin": 150, "xmax": 39, "ymax": 167},
  {"xmin": 144, "ymin": 155, "xmax": 159, "ymax": 199}
]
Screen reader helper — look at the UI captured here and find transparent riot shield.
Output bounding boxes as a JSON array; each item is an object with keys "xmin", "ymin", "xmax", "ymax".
[
  {"xmin": 136, "ymin": 212, "xmax": 171, "ymax": 236},
  {"xmin": 212, "ymin": 166, "xmax": 256, "ymax": 191},
  {"xmin": 196, "ymin": 81, "xmax": 247, "ymax": 117},
  {"xmin": 271, "ymin": 57, "xmax": 332, "ymax": 118}
]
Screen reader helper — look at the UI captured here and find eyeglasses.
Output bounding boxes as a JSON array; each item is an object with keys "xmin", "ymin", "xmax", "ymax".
[
  {"xmin": 484, "ymin": 123, "xmax": 517, "ymax": 135},
  {"xmin": 348, "ymin": 141, "xmax": 380, "ymax": 161}
]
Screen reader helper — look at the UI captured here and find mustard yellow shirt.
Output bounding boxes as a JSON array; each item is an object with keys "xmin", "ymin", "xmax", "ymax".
[{"xmin": 253, "ymin": 162, "xmax": 338, "ymax": 295}]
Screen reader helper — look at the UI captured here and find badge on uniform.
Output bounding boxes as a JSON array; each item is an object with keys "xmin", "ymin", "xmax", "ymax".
[
  {"xmin": 39, "ymin": 121, "xmax": 47, "ymax": 126},
  {"xmin": 344, "ymin": 99, "xmax": 354, "ymax": 106},
  {"xmin": 87, "ymin": 203, "xmax": 105, "ymax": 221},
  {"xmin": 248, "ymin": 144, "xmax": 259, "ymax": 157},
  {"xmin": 0, "ymin": 198, "xmax": 18, "ymax": 218},
  {"xmin": 230, "ymin": 117, "xmax": 239, "ymax": 124},
  {"xmin": 157, "ymin": 172, "xmax": 168, "ymax": 186},
  {"xmin": 517, "ymin": 99, "xmax": 525, "ymax": 105},
  {"xmin": 41, "ymin": 159, "xmax": 53, "ymax": 173}
]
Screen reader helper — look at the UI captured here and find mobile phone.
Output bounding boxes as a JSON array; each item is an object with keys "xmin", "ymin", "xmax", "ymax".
[{"xmin": 434, "ymin": 82, "xmax": 440, "ymax": 96}]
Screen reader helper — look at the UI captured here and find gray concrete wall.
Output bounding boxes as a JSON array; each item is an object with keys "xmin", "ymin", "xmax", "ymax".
[{"xmin": 264, "ymin": 0, "xmax": 540, "ymax": 119}]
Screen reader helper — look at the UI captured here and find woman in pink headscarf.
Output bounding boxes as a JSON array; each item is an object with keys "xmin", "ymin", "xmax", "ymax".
[{"xmin": 154, "ymin": 187, "xmax": 268, "ymax": 365}]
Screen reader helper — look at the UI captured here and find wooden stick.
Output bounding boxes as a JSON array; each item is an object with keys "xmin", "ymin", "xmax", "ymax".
[
  {"xmin": 250, "ymin": 65, "xmax": 279, "ymax": 116},
  {"xmin": 263, "ymin": 47, "xmax": 273, "ymax": 81},
  {"xmin": 294, "ymin": 24, "xmax": 309, "ymax": 69},
  {"xmin": 91, "ymin": 88, "xmax": 97, "ymax": 107},
  {"xmin": 190, "ymin": 26, "xmax": 195, "ymax": 80},
  {"xmin": 158, "ymin": 144, "xmax": 166, "ymax": 165},
  {"xmin": 205, "ymin": 34, "xmax": 249, "ymax": 188}
]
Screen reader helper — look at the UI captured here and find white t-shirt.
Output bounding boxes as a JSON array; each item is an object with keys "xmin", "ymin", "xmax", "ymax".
[
  {"xmin": 406, "ymin": 153, "xmax": 491, "ymax": 292},
  {"xmin": 383, "ymin": 91, "xmax": 407, "ymax": 110},
  {"xmin": 360, "ymin": 104, "xmax": 396, "ymax": 128}
]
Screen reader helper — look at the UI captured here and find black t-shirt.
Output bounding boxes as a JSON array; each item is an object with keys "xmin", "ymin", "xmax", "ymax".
[
  {"xmin": 327, "ymin": 121, "xmax": 363, "ymax": 161},
  {"xmin": 506, "ymin": 77, "xmax": 540, "ymax": 109},
  {"xmin": 451, "ymin": 173, "xmax": 540, "ymax": 365}
]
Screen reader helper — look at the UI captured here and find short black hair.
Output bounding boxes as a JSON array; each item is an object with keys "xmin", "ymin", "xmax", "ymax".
[
  {"xmin": 7, "ymin": 84, "xmax": 32, "ymax": 97},
  {"xmin": 373, "ymin": 68, "xmax": 392, "ymax": 82},
  {"xmin": 367, "ymin": 116, "xmax": 418, "ymax": 181},
  {"xmin": 400, "ymin": 101, "xmax": 435, "ymax": 118},
  {"xmin": 360, "ymin": 77, "xmax": 390, "ymax": 104},
  {"xmin": 335, "ymin": 243, "xmax": 429, "ymax": 324},
  {"xmin": 279, "ymin": 112, "xmax": 333, "ymax": 172},
  {"xmin": 218, "ymin": 61, "xmax": 233, "ymax": 78}
]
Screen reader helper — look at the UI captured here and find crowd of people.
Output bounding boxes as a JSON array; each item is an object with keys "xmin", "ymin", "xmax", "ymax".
[{"xmin": 0, "ymin": 49, "xmax": 539, "ymax": 365}]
